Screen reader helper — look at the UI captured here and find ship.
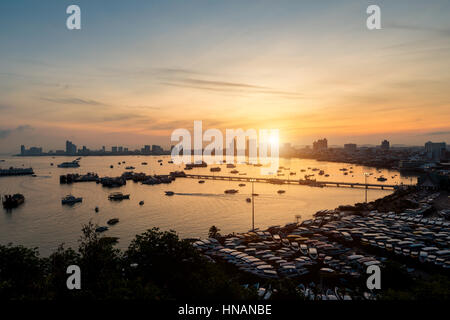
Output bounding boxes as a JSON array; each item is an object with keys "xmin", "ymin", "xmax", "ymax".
[
  {"xmin": 108, "ymin": 192, "xmax": 130, "ymax": 200},
  {"xmin": 0, "ymin": 167, "xmax": 34, "ymax": 176},
  {"xmin": 2, "ymin": 194, "xmax": 25, "ymax": 208},
  {"xmin": 61, "ymin": 195, "xmax": 83, "ymax": 205},
  {"xmin": 57, "ymin": 160, "xmax": 80, "ymax": 168}
]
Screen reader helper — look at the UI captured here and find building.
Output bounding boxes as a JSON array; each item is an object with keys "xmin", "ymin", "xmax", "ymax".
[
  {"xmin": 65, "ymin": 140, "xmax": 77, "ymax": 155},
  {"xmin": 381, "ymin": 140, "xmax": 390, "ymax": 151},
  {"xmin": 20, "ymin": 145, "xmax": 43, "ymax": 155},
  {"xmin": 313, "ymin": 138, "xmax": 328, "ymax": 152},
  {"xmin": 152, "ymin": 145, "xmax": 164, "ymax": 154},
  {"xmin": 112, "ymin": 146, "xmax": 118, "ymax": 153},
  {"xmin": 425, "ymin": 141, "xmax": 446, "ymax": 161},
  {"xmin": 344, "ymin": 143, "xmax": 357, "ymax": 152}
]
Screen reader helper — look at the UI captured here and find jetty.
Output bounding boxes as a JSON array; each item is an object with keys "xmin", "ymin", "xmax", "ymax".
[{"xmin": 180, "ymin": 174, "xmax": 398, "ymax": 190}]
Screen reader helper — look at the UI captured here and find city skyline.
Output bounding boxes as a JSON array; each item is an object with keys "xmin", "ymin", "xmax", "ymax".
[{"xmin": 1, "ymin": 0, "xmax": 450, "ymax": 153}]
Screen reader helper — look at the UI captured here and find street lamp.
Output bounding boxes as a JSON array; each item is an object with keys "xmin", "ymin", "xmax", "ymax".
[
  {"xmin": 250, "ymin": 178, "xmax": 255, "ymax": 231},
  {"xmin": 364, "ymin": 172, "xmax": 370, "ymax": 203}
]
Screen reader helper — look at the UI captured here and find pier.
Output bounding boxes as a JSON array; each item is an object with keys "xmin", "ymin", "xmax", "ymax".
[{"xmin": 180, "ymin": 174, "xmax": 398, "ymax": 190}]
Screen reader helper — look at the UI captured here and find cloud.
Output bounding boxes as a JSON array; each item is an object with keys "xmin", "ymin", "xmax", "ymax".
[
  {"xmin": 41, "ymin": 97, "xmax": 106, "ymax": 106},
  {"xmin": 424, "ymin": 130, "xmax": 450, "ymax": 136},
  {"xmin": 0, "ymin": 125, "xmax": 34, "ymax": 139},
  {"xmin": 386, "ymin": 23, "xmax": 450, "ymax": 38},
  {"xmin": 161, "ymin": 77, "xmax": 302, "ymax": 98}
]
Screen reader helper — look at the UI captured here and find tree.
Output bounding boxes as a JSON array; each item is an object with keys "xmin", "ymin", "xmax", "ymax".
[{"xmin": 208, "ymin": 225, "xmax": 221, "ymax": 239}]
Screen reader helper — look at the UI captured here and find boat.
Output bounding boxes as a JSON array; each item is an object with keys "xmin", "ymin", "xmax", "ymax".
[
  {"xmin": 377, "ymin": 176, "xmax": 387, "ymax": 182},
  {"xmin": 0, "ymin": 167, "xmax": 34, "ymax": 176},
  {"xmin": 238, "ymin": 183, "xmax": 246, "ymax": 187},
  {"xmin": 290, "ymin": 172, "xmax": 296, "ymax": 175},
  {"xmin": 61, "ymin": 195, "xmax": 83, "ymax": 205},
  {"xmin": 141, "ymin": 162, "xmax": 148, "ymax": 165},
  {"xmin": 110, "ymin": 165, "xmax": 114, "ymax": 168},
  {"xmin": 2, "ymin": 194, "xmax": 25, "ymax": 208},
  {"xmin": 324, "ymin": 174, "xmax": 330, "ymax": 177},
  {"xmin": 57, "ymin": 160, "xmax": 80, "ymax": 168},
  {"xmin": 158, "ymin": 160, "xmax": 163, "ymax": 163},
  {"xmin": 230, "ymin": 169, "xmax": 239, "ymax": 174},
  {"xmin": 226, "ymin": 164, "xmax": 236, "ymax": 168},
  {"xmin": 210, "ymin": 167, "xmax": 221, "ymax": 172},
  {"xmin": 277, "ymin": 190, "xmax": 286, "ymax": 194},
  {"xmin": 165, "ymin": 191, "xmax": 175, "ymax": 196},
  {"xmin": 168, "ymin": 160, "xmax": 174, "ymax": 164},
  {"xmin": 95, "ymin": 206, "xmax": 99, "ymax": 212},
  {"xmin": 125, "ymin": 166, "xmax": 135, "ymax": 170},
  {"xmin": 107, "ymin": 218, "xmax": 119, "ymax": 225},
  {"xmin": 139, "ymin": 200, "xmax": 144, "ymax": 205},
  {"xmin": 95, "ymin": 226, "xmax": 108, "ymax": 233},
  {"xmin": 108, "ymin": 192, "xmax": 130, "ymax": 200},
  {"xmin": 246, "ymin": 198, "xmax": 251, "ymax": 203},
  {"xmin": 224, "ymin": 189, "xmax": 238, "ymax": 194},
  {"xmin": 50, "ymin": 163, "xmax": 54, "ymax": 166},
  {"xmin": 318, "ymin": 170, "xmax": 325, "ymax": 175},
  {"xmin": 198, "ymin": 180, "xmax": 205, "ymax": 184}
]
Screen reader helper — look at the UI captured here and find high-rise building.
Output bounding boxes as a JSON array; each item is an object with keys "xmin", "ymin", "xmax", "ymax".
[
  {"xmin": 152, "ymin": 145, "xmax": 163, "ymax": 154},
  {"xmin": 20, "ymin": 145, "xmax": 25, "ymax": 155},
  {"xmin": 425, "ymin": 141, "xmax": 446, "ymax": 161},
  {"xmin": 381, "ymin": 140, "xmax": 390, "ymax": 150},
  {"xmin": 112, "ymin": 146, "xmax": 118, "ymax": 153},
  {"xmin": 65, "ymin": 140, "xmax": 77, "ymax": 154},
  {"xmin": 313, "ymin": 138, "xmax": 328, "ymax": 152},
  {"xmin": 344, "ymin": 143, "xmax": 357, "ymax": 152}
]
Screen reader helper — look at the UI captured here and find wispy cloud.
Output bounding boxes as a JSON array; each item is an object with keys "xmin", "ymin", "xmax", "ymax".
[
  {"xmin": 424, "ymin": 130, "xmax": 450, "ymax": 136},
  {"xmin": 41, "ymin": 97, "xmax": 106, "ymax": 106},
  {"xmin": 0, "ymin": 125, "xmax": 34, "ymax": 139},
  {"xmin": 161, "ymin": 77, "xmax": 302, "ymax": 98}
]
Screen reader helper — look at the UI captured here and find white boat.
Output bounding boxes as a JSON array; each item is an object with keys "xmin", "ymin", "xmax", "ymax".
[{"xmin": 57, "ymin": 160, "xmax": 80, "ymax": 168}]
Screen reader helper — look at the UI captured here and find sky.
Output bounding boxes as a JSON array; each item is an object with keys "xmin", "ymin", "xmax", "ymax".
[{"xmin": 0, "ymin": 0, "xmax": 449, "ymax": 153}]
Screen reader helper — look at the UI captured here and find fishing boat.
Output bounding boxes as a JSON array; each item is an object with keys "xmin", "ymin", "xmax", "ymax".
[
  {"xmin": 61, "ymin": 195, "xmax": 82, "ymax": 205},
  {"xmin": 198, "ymin": 180, "xmax": 205, "ymax": 184},
  {"xmin": 230, "ymin": 169, "xmax": 239, "ymax": 174},
  {"xmin": 165, "ymin": 191, "xmax": 175, "ymax": 196},
  {"xmin": 125, "ymin": 166, "xmax": 135, "ymax": 170},
  {"xmin": 141, "ymin": 162, "xmax": 148, "ymax": 165},
  {"xmin": 107, "ymin": 218, "xmax": 119, "ymax": 225},
  {"xmin": 377, "ymin": 176, "xmax": 387, "ymax": 182},
  {"xmin": 95, "ymin": 226, "xmax": 108, "ymax": 233},
  {"xmin": 95, "ymin": 206, "xmax": 99, "ymax": 212},
  {"xmin": 277, "ymin": 190, "xmax": 286, "ymax": 194},
  {"xmin": 139, "ymin": 200, "xmax": 144, "ymax": 205},
  {"xmin": 238, "ymin": 183, "xmax": 246, "ymax": 187},
  {"xmin": 246, "ymin": 198, "xmax": 251, "ymax": 203},
  {"xmin": 2, "ymin": 194, "xmax": 25, "ymax": 208},
  {"xmin": 108, "ymin": 192, "xmax": 130, "ymax": 200},
  {"xmin": 210, "ymin": 167, "xmax": 221, "ymax": 172}
]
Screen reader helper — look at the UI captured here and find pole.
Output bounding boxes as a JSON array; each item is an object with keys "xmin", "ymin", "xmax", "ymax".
[
  {"xmin": 365, "ymin": 174, "xmax": 368, "ymax": 203},
  {"xmin": 252, "ymin": 180, "xmax": 255, "ymax": 231}
]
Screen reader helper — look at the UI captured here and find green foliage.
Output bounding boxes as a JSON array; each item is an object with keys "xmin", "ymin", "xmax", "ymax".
[{"xmin": 0, "ymin": 224, "xmax": 251, "ymax": 300}]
